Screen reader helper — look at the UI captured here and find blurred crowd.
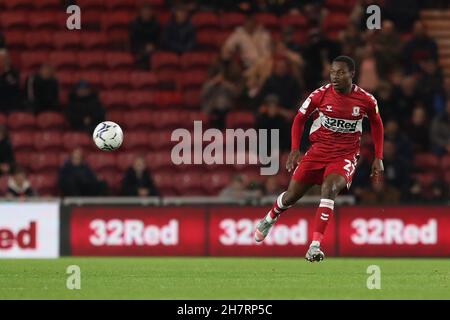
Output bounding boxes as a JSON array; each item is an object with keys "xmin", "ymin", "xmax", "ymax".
[{"xmin": 0, "ymin": 0, "xmax": 449, "ymax": 203}]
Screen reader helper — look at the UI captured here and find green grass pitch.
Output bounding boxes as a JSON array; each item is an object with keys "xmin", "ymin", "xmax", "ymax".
[{"xmin": 0, "ymin": 258, "xmax": 449, "ymax": 299}]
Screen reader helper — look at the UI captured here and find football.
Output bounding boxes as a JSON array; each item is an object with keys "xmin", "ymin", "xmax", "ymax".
[{"xmin": 92, "ymin": 121, "xmax": 124, "ymax": 151}]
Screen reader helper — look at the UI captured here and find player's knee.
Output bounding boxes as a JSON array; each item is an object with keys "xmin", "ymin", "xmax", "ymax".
[
  {"xmin": 321, "ymin": 183, "xmax": 338, "ymax": 199},
  {"xmin": 282, "ymin": 191, "xmax": 298, "ymax": 206}
]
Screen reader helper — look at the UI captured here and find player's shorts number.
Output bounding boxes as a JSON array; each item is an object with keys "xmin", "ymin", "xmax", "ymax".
[{"xmin": 343, "ymin": 159, "xmax": 355, "ymax": 177}]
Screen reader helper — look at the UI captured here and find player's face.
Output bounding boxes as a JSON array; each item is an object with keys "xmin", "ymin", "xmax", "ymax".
[{"xmin": 330, "ymin": 62, "xmax": 353, "ymax": 92}]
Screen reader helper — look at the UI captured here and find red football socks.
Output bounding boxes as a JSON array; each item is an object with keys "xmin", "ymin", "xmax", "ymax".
[{"xmin": 312, "ymin": 199, "xmax": 335, "ymax": 242}]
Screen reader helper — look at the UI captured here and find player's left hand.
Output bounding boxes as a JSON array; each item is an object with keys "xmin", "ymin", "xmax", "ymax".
[{"xmin": 370, "ymin": 158, "xmax": 384, "ymax": 182}]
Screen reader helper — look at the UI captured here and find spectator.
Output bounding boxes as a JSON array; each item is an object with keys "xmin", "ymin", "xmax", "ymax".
[
  {"xmin": 129, "ymin": 3, "xmax": 160, "ymax": 69},
  {"xmin": 382, "ymin": 140, "xmax": 412, "ymax": 198},
  {"xmin": 201, "ymin": 68, "xmax": 238, "ymax": 130},
  {"xmin": 430, "ymin": 101, "xmax": 450, "ymax": 155},
  {"xmin": 66, "ymin": 80, "xmax": 105, "ymax": 133},
  {"xmin": 402, "ymin": 21, "xmax": 438, "ymax": 74},
  {"xmin": 395, "ymin": 76, "xmax": 420, "ymax": 125},
  {"xmin": 339, "ymin": 23, "xmax": 365, "ymax": 59},
  {"xmin": 405, "ymin": 105, "xmax": 430, "ymax": 153},
  {"xmin": 121, "ymin": 155, "xmax": 159, "ymax": 197},
  {"xmin": 359, "ymin": 178, "xmax": 401, "ymax": 204},
  {"xmin": 6, "ymin": 167, "xmax": 36, "ymax": 198},
  {"xmin": 162, "ymin": 6, "xmax": 196, "ymax": 54},
  {"xmin": 264, "ymin": 176, "xmax": 283, "ymax": 196},
  {"xmin": 280, "ymin": 26, "xmax": 302, "ymax": 54},
  {"xmin": 25, "ymin": 64, "xmax": 59, "ymax": 113},
  {"xmin": 258, "ymin": 57, "xmax": 301, "ymax": 109},
  {"xmin": 357, "ymin": 44, "xmax": 379, "ymax": 92},
  {"xmin": 416, "ymin": 58, "xmax": 444, "ymax": 113},
  {"xmin": 256, "ymin": 94, "xmax": 291, "ymax": 152},
  {"xmin": 384, "ymin": 119, "xmax": 413, "ymax": 160},
  {"xmin": 373, "ymin": 20, "xmax": 402, "ymax": 78},
  {"xmin": 219, "ymin": 174, "xmax": 261, "ymax": 199},
  {"xmin": 0, "ymin": 124, "xmax": 15, "ymax": 175},
  {"xmin": 0, "ymin": 49, "xmax": 22, "ymax": 112},
  {"xmin": 222, "ymin": 14, "xmax": 272, "ymax": 69},
  {"xmin": 59, "ymin": 148, "xmax": 108, "ymax": 196}
]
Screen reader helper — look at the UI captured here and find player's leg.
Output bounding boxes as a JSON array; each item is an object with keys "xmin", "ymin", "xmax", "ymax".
[
  {"xmin": 306, "ymin": 173, "xmax": 347, "ymax": 262},
  {"xmin": 254, "ymin": 179, "xmax": 314, "ymax": 242}
]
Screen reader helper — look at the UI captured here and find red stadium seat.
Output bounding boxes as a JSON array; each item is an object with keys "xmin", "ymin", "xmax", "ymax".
[
  {"xmin": 152, "ymin": 171, "xmax": 177, "ymax": 196},
  {"xmin": 20, "ymin": 51, "xmax": 49, "ymax": 71},
  {"xmin": 101, "ymin": 90, "xmax": 129, "ymax": 109},
  {"xmin": 413, "ymin": 173, "xmax": 437, "ymax": 188},
  {"xmin": 102, "ymin": 71, "xmax": 131, "ymax": 89},
  {"xmin": 441, "ymin": 155, "xmax": 450, "ymax": 170},
  {"xmin": 81, "ymin": 9, "xmax": 103, "ymax": 30},
  {"xmin": 29, "ymin": 12, "xmax": 59, "ymax": 30},
  {"xmin": 105, "ymin": 52, "xmax": 134, "ymax": 70},
  {"xmin": 62, "ymin": 132, "xmax": 93, "ymax": 151},
  {"xmin": 0, "ymin": 114, "xmax": 7, "ymax": 125},
  {"xmin": 129, "ymin": 71, "xmax": 158, "ymax": 89},
  {"xmin": 4, "ymin": 0, "xmax": 35, "ymax": 10},
  {"xmin": 104, "ymin": 0, "xmax": 137, "ymax": 10},
  {"xmin": 98, "ymin": 170, "xmax": 122, "ymax": 194},
  {"xmin": 127, "ymin": 91, "xmax": 154, "ymax": 109},
  {"xmin": 196, "ymin": 30, "xmax": 223, "ymax": 50},
  {"xmin": 34, "ymin": 132, "xmax": 64, "ymax": 151},
  {"xmin": 174, "ymin": 173, "xmax": 205, "ymax": 195},
  {"xmin": 101, "ymin": 11, "xmax": 134, "ymax": 31},
  {"xmin": 151, "ymin": 110, "xmax": 183, "ymax": 129},
  {"xmin": 0, "ymin": 12, "xmax": 29, "ymax": 30},
  {"xmin": 445, "ymin": 171, "xmax": 450, "ymax": 184},
  {"xmin": 35, "ymin": 0, "xmax": 61, "ymax": 10},
  {"xmin": 125, "ymin": 110, "xmax": 155, "ymax": 130},
  {"xmin": 180, "ymin": 52, "xmax": 216, "ymax": 70},
  {"xmin": 220, "ymin": 12, "xmax": 246, "ymax": 30},
  {"xmin": 226, "ymin": 111, "xmax": 255, "ymax": 129},
  {"xmin": 156, "ymin": 70, "xmax": 179, "ymax": 89},
  {"xmin": 151, "ymin": 52, "xmax": 180, "ymax": 71},
  {"xmin": 191, "ymin": 12, "xmax": 220, "ymax": 30},
  {"xmin": 76, "ymin": 0, "xmax": 105, "ymax": 10},
  {"xmin": 255, "ymin": 13, "xmax": 279, "ymax": 32},
  {"xmin": 52, "ymin": 31, "xmax": 81, "ymax": 49},
  {"xmin": 414, "ymin": 153, "xmax": 441, "ymax": 172},
  {"xmin": 0, "ymin": 175, "xmax": 8, "ymax": 194},
  {"xmin": 87, "ymin": 153, "xmax": 117, "ymax": 171},
  {"xmin": 25, "ymin": 31, "xmax": 53, "ymax": 49},
  {"xmin": 4, "ymin": 31, "xmax": 26, "ymax": 50},
  {"xmin": 80, "ymin": 32, "xmax": 108, "ymax": 50},
  {"xmin": 202, "ymin": 172, "xmax": 231, "ymax": 194},
  {"xmin": 14, "ymin": 151, "xmax": 33, "ymax": 170},
  {"xmin": 184, "ymin": 111, "xmax": 209, "ymax": 125},
  {"xmin": 107, "ymin": 29, "xmax": 130, "ymax": 49},
  {"xmin": 147, "ymin": 130, "xmax": 175, "ymax": 150},
  {"xmin": 75, "ymin": 71, "xmax": 102, "ymax": 89},
  {"xmin": 36, "ymin": 112, "xmax": 66, "ymax": 130},
  {"xmin": 107, "ymin": 110, "xmax": 125, "ymax": 127},
  {"xmin": 146, "ymin": 151, "xmax": 175, "ymax": 171},
  {"xmin": 11, "ymin": 131, "xmax": 35, "ymax": 151},
  {"xmin": 325, "ymin": 0, "xmax": 357, "ymax": 13},
  {"xmin": 154, "ymin": 91, "xmax": 183, "ymax": 108},
  {"xmin": 7, "ymin": 112, "xmax": 36, "ymax": 130},
  {"xmin": 122, "ymin": 131, "xmax": 150, "ymax": 152},
  {"xmin": 29, "ymin": 152, "xmax": 60, "ymax": 172},
  {"xmin": 116, "ymin": 152, "xmax": 137, "ymax": 171},
  {"xmin": 28, "ymin": 173, "xmax": 58, "ymax": 195},
  {"xmin": 280, "ymin": 13, "xmax": 308, "ymax": 30},
  {"xmin": 49, "ymin": 51, "xmax": 78, "ymax": 70},
  {"xmin": 77, "ymin": 51, "xmax": 107, "ymax": 70},
  {"xmin": 56, "ymin": 71, "xmax": 76, "ymax": 90},
  {"xmin": 323, "ymin": 12, "xmax": 349, "ymax": 33},
  {"xmin": 182, "ymin": 89, "xmax": 201, "ymax": 109},
  {"xmin": 179, "ymin": 70, "xmax": 208, "ymax": 90}
]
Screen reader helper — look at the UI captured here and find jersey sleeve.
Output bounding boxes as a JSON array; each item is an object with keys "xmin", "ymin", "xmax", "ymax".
[{"xmin": 365, "ymin": 94, "xmax": 384, "ymax": 159}]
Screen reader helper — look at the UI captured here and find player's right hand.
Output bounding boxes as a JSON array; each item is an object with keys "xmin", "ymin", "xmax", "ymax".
[{"xmin": 286, "ymin": 150, "xmax": 301, "ymax": 172}]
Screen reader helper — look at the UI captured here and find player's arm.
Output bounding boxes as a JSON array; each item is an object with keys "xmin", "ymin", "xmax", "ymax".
[
  {"xmin": 367, "ymin": 101, "xmax": 384, "ymax": 179},
  {"xmin": 286, "ymin": 96, "xmax": 316, "ymax": 172}
]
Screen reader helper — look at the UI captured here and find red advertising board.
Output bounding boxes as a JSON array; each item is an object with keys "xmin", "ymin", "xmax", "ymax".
[
  {"xmin": 208, "ymin": 207, "xmax": 337, "ymax": 256},
  {"xmin": 338, "ymin": 206, "xmax": 450, "ymax": 256},
  {"xmin": 70, "ymin": 207, "xmax": 207, "ymax": 256}
]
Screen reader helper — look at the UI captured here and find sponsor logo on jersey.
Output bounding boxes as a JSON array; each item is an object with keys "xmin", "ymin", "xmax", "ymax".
[{"xmin": 320, "ymin": 113, "xmax": 360, "ymax": 133}]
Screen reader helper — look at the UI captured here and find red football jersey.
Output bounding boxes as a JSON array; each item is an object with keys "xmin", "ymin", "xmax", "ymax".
[{"xmin": 298, "ymin": 83, "xmax": 379, "ymax": 159}]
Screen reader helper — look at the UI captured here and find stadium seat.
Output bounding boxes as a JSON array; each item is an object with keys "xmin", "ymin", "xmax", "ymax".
[
  {"xmin": 25, "ymin": 31, "xmax": 53, "ymax": 49},
  {"xmin": 20, "ymin": 51, "xmax": 49, "ymax": 71},
  {"xmin": 151, "ymin": 52, "xmax": 180, "ymax": 71},
  {"xmin": 441, "ymin": 155, "xmax": 450, "ymax": 170},
  {"xmin": 75, "ymin": 71, "xmax": 102, "ymax": 89},
  {"xmin": 80, "ymin": 9, "xmax": 103, "ymax": 30},
  {"xmin": 100, "ymin": 90, "xmax": 129, "ymax": 109},
  {"xmin": 34, "ymin": 132, "xmax": 64, "ymax": 151},
  {"xmin": 127, "ymin": 91, "xmax": 154, "ymax": 109},
  {"xmin": 76, "ymin": 0, "xmax": 105, "ymax": 11},
  {"xmin": 152, "ymin": 171, "xmax": 178, "ymax": 196},
  {"xmin": 34, "ymin": 0, "xmax": 61, "ymax": 10},
  {"xmin": 29, "ymin": 152, "xmax": 60, "ymax": 172},
  {"xmin": 107, "ymin": 29, "xmax": 130, "ymax": 49},
  {"xmin": 101, "ymin": 11, "xmax": 134, "ymax": 32},
  {"xmin": 0, "ymin": 12, "xmax": 29, "ymax": 31},
  {"xmin": 104, "ymin": 0, "xmax": 137, "ymax": 11},
  {"xmin": 220, "ymin": 12, "xmax": 246, "ymax": 30},
  {"xmin": 413, "ymin": 173, "xmax": 437, "ymax": 188},
  {"xmin": 125, "ymin": 110, "xmax": 155, "ymax": 130},
  {"xmin": 180, "ymin": 52, "xmax": 216, "ymax": 70},
  {"xmin": 28, "ymin": 173, "xmax": 58, "ymax": 195},
  {"xmin": 147, "ymin": 130, "xmax": 175, "ymax": 150},
  {"xmin": 4, "ymin": 0, "xmax": 35, "ymax": 10},
  {"xmin": 36, "ymin": 112, "xmax": 66, "ymax": 130},
  {"xmin": 156, "ymin": 69, "xmax": 179, "ymax": 90},
  {"xmin": 226, "ymin": 111, "xmax": 255, "ymax": 129},
  {"xmin": 445, "ymin": 171, "xmax": 450, "ymax": 184},
  {"xmin": 4, "ymin": 31, "xmax": 26, "ymax": 50},
  {"xmin": 116, "ymin": 152, "xmax": 137, "ymax": 171},
  {"xmin": 280, "ymin": 13, "xmax": 308, "ymax": 30},
  {"xmin": 28, "ymin": 12, "xmax": 59, "ymax": 30},
  {"xmin": 202, "ymin": 172, "xmax": 231, "ymax": 194},
  {"xmin": 255, "ymin": 13, "xmax": 279, "ymax": 32},
  {"xmin": 174, "ymin": 173, "xmax": 205, "ymax": 195},
  {"xmin": 107, "ymin": 110, "xmax": 125, "ymax": 127},
  {"xmin": 191, "ymin": 12, "xmax": 220, "ymax": 30},
  {"xmin": 62, "ymin": 132, "xmax": 93, "ymax": 151},
  {"xmin": 14, "ymin": 151, "xmax": 33, "ymax": 170},
  {"xmin": 77, "ymin": 51, "xmax": 107, "ymax": 70},
  {"xmin": 196, "ymin": 30, "xmax": 223, "ymax": 50},
  {"xmin": 11, "ymin": 131, "xmax": 35, "ymax": 151},
  {"xmin": 179, "ymin": 70, "xmax": 209, "ymax": 90},
  {"xmin": 105, "ymin": 52, "xmax": 134, "ymax": 70},
  {"xmin": 80, "ymin": 32, "xmax": 108, "ymax": 50},
  {"xmin": 182, "ymin": 89, "xmax": 201, "ymax": 109},
  {"xmin": 0, "ymin": 175, "xmax": 8, "ymax": 194},
  {"xmin": 121, "ymin": 131, "xmax": 150, "ymax": 152},
  {"xmin": 86, "ymin": 153, "xmax": 117, "ymax": 171},
  {"xmin": 52, "ymin": 31, "xmax": 81, "ymax": 49},
  {"xmin": 102, "ymin": 71, "xmax": 131, "ymax": 89},
  {"xmin": 323, "ymin": 12, "xmax": 349, "ymax": 33},
  {"xmin": 129, "ymin": 71, "xmax": 158, "ymax": 89},
  {"xmin": 56, "ymin": 71, "xmax": 76, "ymax": 90},
  {"xmin": 146, "ymin": 151, "xmax": 175, "ymax": 171},
  {"xmin": 0, "ymin": 113, "xmax": 7, "ymax": 125},
  {"xmin": 49, "ymin": 51, "xmax": 78, "ymax": 70},
  {"xmin": 7, "ymin": 112, "xmax": 36, "ymax": 130},
  {"xmin": 151, "ymin": 110, "xmax": 181, "ymax": 129},
  {"xmin": 154, "ymin": 91, "xmax": 183, "ymax": 108},
  {"xmin": 98, "ymin": 170, "xmax": 122, "ymax": 194},
  {"xmin": 325, "ymin": 0, "xmax": 357, "ymax": 13},
  {"xmin": 414, "ymin": 153, "xmax": 441, "ymax": 172}
]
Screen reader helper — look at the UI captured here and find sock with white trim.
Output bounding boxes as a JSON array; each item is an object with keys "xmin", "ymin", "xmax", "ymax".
[
  {"xmin": 265, "ymin": 191, "xmax": 292, "ymax": 223},
  {"xmin": 312, "ymin": 199, "xmax": 334, "ymax": 243}
]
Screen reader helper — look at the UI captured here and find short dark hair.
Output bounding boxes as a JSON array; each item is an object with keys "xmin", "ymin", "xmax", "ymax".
[{"xmin": 332, "ymin": 55, "xmax": 355, "ymax": 72}]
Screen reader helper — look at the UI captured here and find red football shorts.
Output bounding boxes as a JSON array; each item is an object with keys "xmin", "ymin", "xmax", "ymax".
[{"xmin": 292, "ymin": 151, "xmax": 358, "ymax": 188}]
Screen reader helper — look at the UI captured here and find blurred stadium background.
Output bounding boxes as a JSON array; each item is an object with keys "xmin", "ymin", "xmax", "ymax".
[{"xmin": 0, "ymin": 0, "xmax": 449, "ymax": 265}]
